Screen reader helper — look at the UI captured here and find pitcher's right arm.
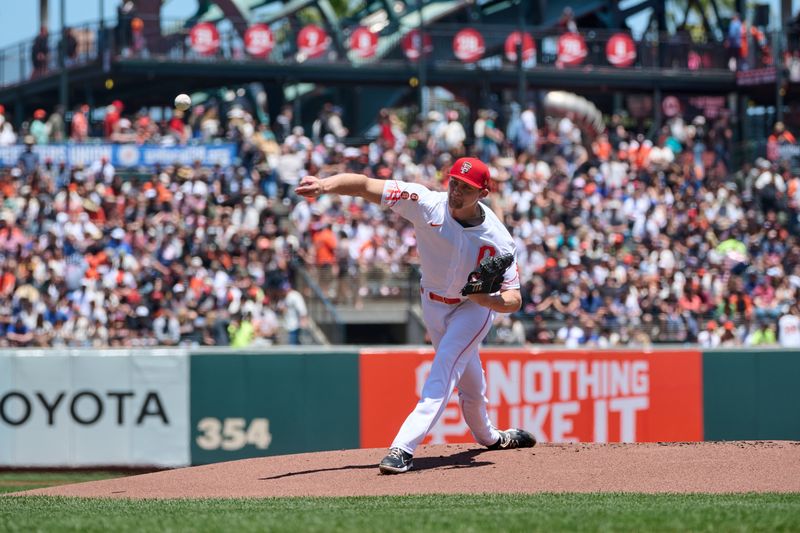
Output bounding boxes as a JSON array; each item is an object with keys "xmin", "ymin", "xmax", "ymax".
[{"xmin": 295, "ymin": 173, "xmax": 385, "ymax": 204}]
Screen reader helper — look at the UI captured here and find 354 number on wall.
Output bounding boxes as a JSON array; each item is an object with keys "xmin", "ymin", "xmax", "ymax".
[{"xmin": 195, "ymin": 417, "xmax": 272, "ymax": 450}]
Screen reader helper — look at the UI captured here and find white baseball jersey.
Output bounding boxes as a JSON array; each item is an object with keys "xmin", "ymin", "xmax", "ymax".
[
  {"xmin": 381, "ymin": 180, "xmax": 520, "ymax": 298},
  {"xmin": 778, "ymin": 314, "xmax": 800, "ymax": 347},
  {"xmin": 380, "ymin": 179, "xmax": 519, "ymax": 454}
]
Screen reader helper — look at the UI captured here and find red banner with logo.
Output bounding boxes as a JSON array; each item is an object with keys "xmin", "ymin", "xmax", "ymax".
[
  {"xmin": 297, "ymin": 24, "xmax": 329, "ymax": 59},
  {"xmin": 190, "ymin": 22, "xmax": 220, "ymax": 56},
  {"xmin": 453, "ymin": 28, "xmax": 485, "ymax": 63},
  {"xmin": 360, "ymin": 349, "xmax": 703, "ymax": 447},
  {"xmin": 350, "ymin": 27, "xmax": 378, "ymax": 59},
  {"xmin": 606, "ymin": 33, "xmax": 636, "ymax": 68},
  {"xmin": 504, "ymin": 31, "xmax": 536, "ymax": 63},
  {"xmin": 244, "ymin": 24, "xmax": 274, "ymax": 58},
  {"xmin": 557, "ymin": 32, "xmax": 587, "ymax": 67},
  {"xmin": 402, "ymin": 29, "xmax": 432, "ymax": 61}
]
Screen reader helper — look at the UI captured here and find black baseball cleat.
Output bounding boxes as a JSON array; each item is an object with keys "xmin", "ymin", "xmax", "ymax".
[
  {"xmin": 486, "ymin": 428, "xmax": 536, "ymax": 450},
  {"xmin": 379, "ymin": 447, "xmax": 413, "ymax": 474}
]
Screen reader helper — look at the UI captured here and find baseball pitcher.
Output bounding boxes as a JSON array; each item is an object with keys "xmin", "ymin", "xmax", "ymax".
[{"xmin": 295, "ymin": 157, "xmax": 535, "ymax": 474}]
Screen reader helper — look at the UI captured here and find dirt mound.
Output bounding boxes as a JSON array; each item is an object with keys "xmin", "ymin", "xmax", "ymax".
[{"xmin": 9, "ymin": 441, "xmax": 800, "ymax": 499}]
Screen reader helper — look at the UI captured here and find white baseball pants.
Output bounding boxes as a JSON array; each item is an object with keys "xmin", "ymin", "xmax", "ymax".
[{"xmin": 391, "ymin": 294, "xmax": 502, "ymax": 454}]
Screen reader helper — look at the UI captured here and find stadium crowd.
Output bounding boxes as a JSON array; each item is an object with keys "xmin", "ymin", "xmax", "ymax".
[{"xmin": 1, "ymin": 93, "xmax": 800, "ymax": 349}]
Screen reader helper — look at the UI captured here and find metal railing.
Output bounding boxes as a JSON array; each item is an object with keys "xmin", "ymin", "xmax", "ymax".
[
  {"xmin": 2, "ymin": 15, "xmax": 793, "ymax": 89},
  {"xmin": 292, "ymin": 262, "xmax": 346, "ymax": 345},
  {"xmin": 302, "ymin": 264, "xmax": 421, "ymax": 306}
]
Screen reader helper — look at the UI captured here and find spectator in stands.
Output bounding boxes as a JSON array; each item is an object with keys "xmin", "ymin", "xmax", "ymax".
[
  {"xmin": 727, "ymin": 13, "xmax": 743, "ymax": 71},
  {"xmin": 103, "ymin": 100, "xmax": 123, "ymax": 138},
  {"xmin": 130, "ymin": 17, "xmax": 148, "ymax": 58},
  {"xmin": 778, "ymin": 303, "xmax": 800, "ymax": 347},
  {"xmin": 766, "ymin": 121, "xmax": 797, "ymax": 162},
  {"xmin": 61, "ymin": 27, "xmax": 78, "ymax": 66},
  {"xmin": 17, "ymin": 136, "xmax": 39, "ymax": 173},
  {"xmin": 698, "ymin": 320, "xmax": 721, "ymax": 348},
  {"xmin": 70, "ymin": 104, "xmax": 90, "ymax": 142},
  {"xmin": 47, "ymin": 105, "xmax": 66, "ymax": 142},
  {"xmin": 32, "ymin": 27, "xmax": 49, "ymax": 76},
  {"xmin": 153, "ymin": 308, "xmax": 180, "ymax": 346},
  {"xmin": 311, "ymin": 215, "xmax": 338, "ymax": 297},
  {"xmin": 558, "ymin": 7, "xmax": 578, "ymax": 33},
  {"xmin": 228, "ymin": 311, "xmax": 255, "ymax": 347},
  {"xmin": 276, "ymin": 281, "xmax": 308, "ymax": 345},
  {"xmin": 473, "ymin": 109, "xmax": 502, "ymax": 162},
  {"xmin": 30, "ymin": 109, "xmax": 49, "ymax": 144},
  {"xmin": 747, "ymin": 320, "xmax": 777, "ymax": 346},
  {"xmin": 116, "ymin": 1, "xmax": 136, "ymax": 53},
  {"xmin": 274, "ymin": 105, "xmax": 293, "ymax": 142},
  {"xmin": 442, "ymin": 110, "xmax": 466, "ymax": 156},
  {"xmin": 492, "ymin": 315, "xmax": 525, "ymax": 345},
  {"xmin": 0, "ymin": 106, "xmax": 16, "ymax": 146},
  {"xmin": 313, "ymin": 103, "xmax": 348, "ymax": 141},
  {"xmin": 556, "ymin": 315, "xmax": 584, "ymax": 348}
]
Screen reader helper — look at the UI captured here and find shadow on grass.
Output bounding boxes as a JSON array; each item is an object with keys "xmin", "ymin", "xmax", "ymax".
[{"xmin": 259, "ymin": 448, "xmax": 492, "ymax": 480}]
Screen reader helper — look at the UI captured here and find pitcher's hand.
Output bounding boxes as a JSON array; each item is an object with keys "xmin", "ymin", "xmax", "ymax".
[{"xmin": 295, "ymin": 176, "xmax": 322, "ymax": 198}]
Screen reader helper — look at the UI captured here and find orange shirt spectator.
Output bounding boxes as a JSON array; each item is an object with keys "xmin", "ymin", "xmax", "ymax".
[
  {"xmin": 312, "ymin": 225, "xmax": 337, "ymax": 266},
  {"xmin": 592, "ymin": 135, "xmax": 612, "ymax": 161}
]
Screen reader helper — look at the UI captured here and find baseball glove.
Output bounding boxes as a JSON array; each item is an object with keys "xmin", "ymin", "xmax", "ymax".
[{"xmin": 461, "ymin": 253, "xmax": 514, "ymax": 296}]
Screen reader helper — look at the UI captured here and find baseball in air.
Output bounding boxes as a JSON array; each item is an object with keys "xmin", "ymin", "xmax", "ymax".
[{"xmin": 174, "ymin": 94, "xmax": 192, "ymax": 111}]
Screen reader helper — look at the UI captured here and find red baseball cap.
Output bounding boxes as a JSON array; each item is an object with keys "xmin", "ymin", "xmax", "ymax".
[{"xmin": 449, "ymin": 157, "xmax": 490, "ymax": 190}]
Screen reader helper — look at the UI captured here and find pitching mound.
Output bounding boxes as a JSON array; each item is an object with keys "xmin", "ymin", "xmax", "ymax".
[{"xmin": 10, "ymin": 441, "xmax": 800, "ymax": 499}]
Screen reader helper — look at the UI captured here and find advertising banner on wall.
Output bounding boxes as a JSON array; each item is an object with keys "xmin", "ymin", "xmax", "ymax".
[
  {"xmin": 190, "ymin": 352, "xmax": 359, "ymax": 465},
  {"xmin": 0, "ymin": 143, "xmax": 237, "ymax": 168},
  {"xmin": 360, "ymin": 349, "xmax": 703, "ymax": 447},
  {"xmin": 0, "ymin": 350, "xmax": 190, "ymax": 467}
]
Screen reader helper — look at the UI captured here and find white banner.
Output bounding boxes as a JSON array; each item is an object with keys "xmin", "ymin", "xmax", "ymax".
[{"xmin": 0, "ymin": 349, "xmax": 189, "ymax": 467}]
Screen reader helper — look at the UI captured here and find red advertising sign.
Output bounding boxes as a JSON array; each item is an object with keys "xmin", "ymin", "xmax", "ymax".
[
  {"xmin": 244, "ymin": 24, "xmax": 274, "ymax": 58},
  {"xmin": 606, "ymin": 32, "xmax": 636, "ymax": 68},
  {"xmin": 557, "ymin": 32, "xmax": 587, "ymax": 67},
  {"xmin": 297, "ymin": 24, "xmax": 329, "ymax": 59},
  {"xmin": 401, "ymin": 29, "xmax": 432, "ymax": 61},
  {"xmin": 190, "ymin": 22, "xmax": 220, "ymax": 56},
  {"xmin": 453, "ymin": 28, "xmax": 485, "ymax": 63},
  {"xmin": 504, "ymin": 31, "xmax": 536, "ymax": 63},
  {"xmin": 350, "ymin": 26, "xmax": 378, "ymax": 59},
  {"xmin": 360, "ymin": 349, "xmax": 703, "ymax": 447}
]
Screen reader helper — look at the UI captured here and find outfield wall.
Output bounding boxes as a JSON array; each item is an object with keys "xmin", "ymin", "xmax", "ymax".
[
  {"xmin": 0, "ymin": 349, "xmax": 190, "ymax": 467},
  {"xmin": 0, "ymin": 348, "xmax": 797, "ymax": 467}
]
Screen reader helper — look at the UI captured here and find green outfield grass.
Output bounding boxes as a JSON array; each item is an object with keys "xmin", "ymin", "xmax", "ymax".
[
  {"xmin": 1, "ymin": 492, "xmax": 799, "ymax": 532},
  {"xmin": 0, "ymin": 472, "xmax": 125, "ymax": 494}
]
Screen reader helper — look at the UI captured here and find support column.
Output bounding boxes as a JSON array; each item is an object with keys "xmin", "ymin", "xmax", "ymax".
[
  {"xmin": 59, "ymin": 0, "xmax": 68, "ymax": 113},
  {"xmin": 774, "ymin": 31, "xmax": 784, "ymax": 123},
  {"xmin": 516, "ymin": 0, "xmax": 526, "ymax": 105},
  {"xmin": 417, "ymin": 0, "xmax": 428, "ymax": 116},
  {"xmin": 613, "ymin": 92, "xmax": 624, "ymax": 115},
  {"xmin": 651, "ymin": 86, "xmax": 662, "ymax": 138},
  {"xmin": 39, "ymin": 0, "xmax": 49, "ymax": 30}
]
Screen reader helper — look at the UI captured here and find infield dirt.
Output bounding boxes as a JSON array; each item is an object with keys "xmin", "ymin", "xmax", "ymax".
[{"xmin": 8, "ymin": 441, "xmax": 800, "ymax": 499}]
